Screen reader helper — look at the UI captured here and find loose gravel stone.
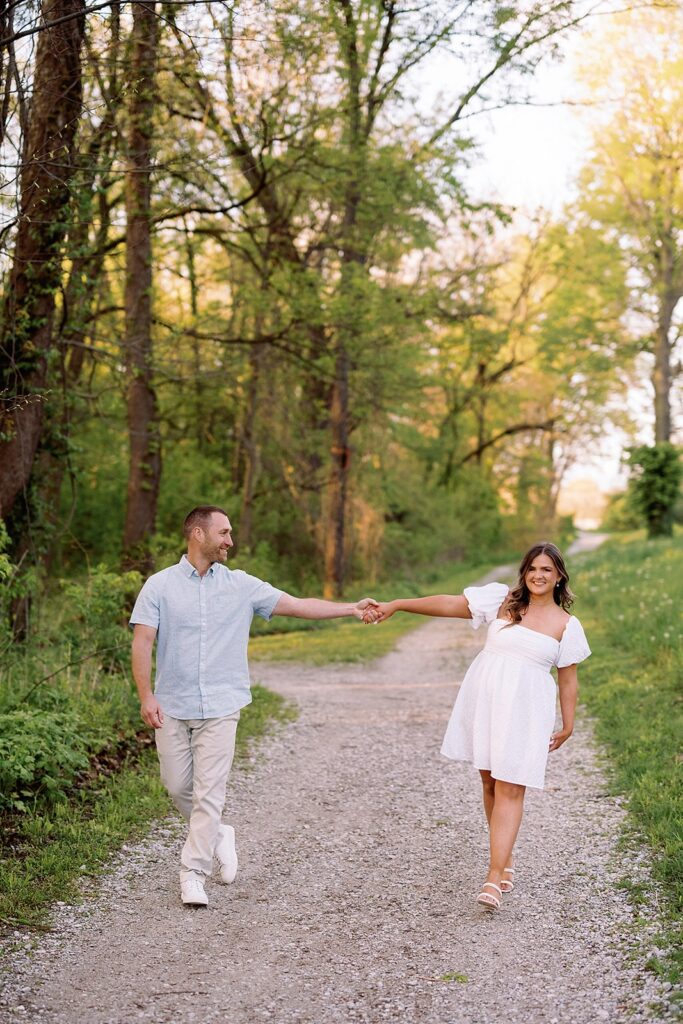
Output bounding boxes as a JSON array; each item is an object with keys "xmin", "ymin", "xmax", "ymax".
[{"xmin": 0, "ymin": 567, "xmax": 677, "ymax": 1024}]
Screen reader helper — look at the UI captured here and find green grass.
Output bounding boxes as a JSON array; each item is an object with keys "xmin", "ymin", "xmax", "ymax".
[
  {"xmin": 0, "ymin": 683, "xmax": 293, "ymax": 932},
  {"xmin": 572, "ymin": 535, "xmax": 683, "ymax": 985},
  {"xmin": 249, "ymin": 612, "xmax": 421, "ymax": 664},
  {"xmin": 249, "ymin": 561, "xmax": 504, "ymax": 664}
]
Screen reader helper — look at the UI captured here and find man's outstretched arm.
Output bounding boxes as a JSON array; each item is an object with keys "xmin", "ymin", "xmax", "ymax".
[{"xmin": 272, "ymin": 594, "xmax": 378, "ymax": 621}]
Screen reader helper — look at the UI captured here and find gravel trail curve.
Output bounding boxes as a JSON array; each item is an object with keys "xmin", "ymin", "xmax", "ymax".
[{"xmin": 0, "ymin": 566, "xmax": 671, "ymax": 1024}]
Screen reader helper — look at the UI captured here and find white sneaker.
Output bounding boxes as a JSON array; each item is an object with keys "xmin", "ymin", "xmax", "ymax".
[
  {"xmin": 215, "ymin": 824, "xmax": 238, "ymax": 884},
  {"xmin": 180, "ymin": 876, "xmax": 208, "ymax": 906}
]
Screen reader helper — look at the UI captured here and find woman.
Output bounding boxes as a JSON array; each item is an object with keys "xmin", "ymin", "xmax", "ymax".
[{"xmin": 365, "ymin": 541, "xmax": 590, "ymax": 910}]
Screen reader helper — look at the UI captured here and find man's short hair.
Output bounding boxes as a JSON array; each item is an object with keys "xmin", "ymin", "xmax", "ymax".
[{"xmin": 183, "ymin": 505, "xmax": 228, "ymax": 539}]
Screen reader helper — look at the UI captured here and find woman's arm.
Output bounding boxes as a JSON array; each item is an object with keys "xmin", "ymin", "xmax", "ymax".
[
  {"xmin": 549, "ymin": 664, "xmax": 578, "ymax": 751},
  {"xmin": 369, "ymin": 594, "xmax": 472, "ymax": 623}
]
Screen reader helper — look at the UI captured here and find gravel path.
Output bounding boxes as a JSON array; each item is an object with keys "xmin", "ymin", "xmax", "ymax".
[{"xmin": 0, "ymin": 562, "xmax": 674, "ymax": 1024}]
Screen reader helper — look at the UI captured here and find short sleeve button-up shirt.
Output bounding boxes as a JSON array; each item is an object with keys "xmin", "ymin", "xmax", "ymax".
[{"xmin": 129, "ymin": 555, "xmax": 283, "ymax": 719}]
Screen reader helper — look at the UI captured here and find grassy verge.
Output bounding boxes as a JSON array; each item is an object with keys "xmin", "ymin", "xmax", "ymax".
[
  {"xmin": 571, "ymin": 536, "xmax": 683, "ymax": 986},
  {"xmin": 0, "ymin": 684, "xmax": 293, "ymax": 933},
  {"xmin": 249, "ymin": 560, "xmax": 504, "ymax": 664}
]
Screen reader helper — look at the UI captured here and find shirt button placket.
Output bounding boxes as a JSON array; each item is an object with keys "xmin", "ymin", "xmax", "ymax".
[{"xmin": 199, "ymin": 576, "xmax": 207, "ymax": 716}]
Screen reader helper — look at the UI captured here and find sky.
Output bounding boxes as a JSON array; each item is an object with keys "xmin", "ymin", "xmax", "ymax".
[{"xmin": 464, "ymin": 47, "xmax": 591, "ymax": 215}]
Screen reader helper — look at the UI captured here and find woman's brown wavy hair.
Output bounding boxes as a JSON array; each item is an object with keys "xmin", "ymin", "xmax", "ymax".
[{"xmin": 504, "ymin": 541, "xmax": 575, "ymax": 624}]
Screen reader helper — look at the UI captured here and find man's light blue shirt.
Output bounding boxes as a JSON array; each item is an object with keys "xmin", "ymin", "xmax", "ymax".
[{"xmin": 129, "ymin": 555, "xmax": 283, "ymax": 719}]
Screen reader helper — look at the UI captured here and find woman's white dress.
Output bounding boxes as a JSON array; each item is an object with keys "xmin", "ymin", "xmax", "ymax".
[{"xmin": 440, "ymin": 582, "xmax": 591, "ymax": 790}]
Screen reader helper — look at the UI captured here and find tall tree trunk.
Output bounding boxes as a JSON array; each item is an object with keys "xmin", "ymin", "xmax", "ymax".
[
  {"xmin": 239, "ymin": 339, "xmax": 267, "ymax": 551},
  {"xmin": 122, "ymin": 1, "xmax": 160, "ymax": 573},
  {"xmin": 475, "ymin": 362, "xmax": 487, "ymax": 466},
  {"xmin": 323, "ymin": 345, "xmax": 351, "ymax": 597},
  {"xmin": 0, "ymin": 0, "xmax": 85, "ymax": 520},
  {"xmin": 184, "ymin": 224, "xmax": 207, "ymax": 452},
  {"xmin": 0, "ymin": 0, "xmax": 9, "ymax": 146},
  {"xmin": 652, "ymin": 291, "xmax": 677, "ymax": 442},
  {"xmin": 323, "ymin": 0, "xmax": 363, "ymax": 597}
]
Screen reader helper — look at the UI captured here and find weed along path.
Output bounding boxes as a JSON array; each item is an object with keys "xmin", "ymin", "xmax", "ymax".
[{"xmin": 1, "ymin": 566, "xmax": 669, "ymax": 1024}]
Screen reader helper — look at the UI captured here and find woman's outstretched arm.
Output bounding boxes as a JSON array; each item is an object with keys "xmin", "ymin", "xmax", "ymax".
[{"xmin": 367, "ymin": 595, "xmax": 471, "ymax": 623}]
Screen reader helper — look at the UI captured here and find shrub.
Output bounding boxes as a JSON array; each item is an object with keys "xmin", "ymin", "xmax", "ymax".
[
  {"xmin": 602, "ymin": 491, "xmax": 642, "ymax": 532},
  {"xmin": 628, "ymin": 443, "xmax": 682, "ymax": 538},
  {"xmin": 0, "ymin": 707, "xmax": 90, "ymax": 811},
  {"xmin": 61, "ymin": 566, "xmax": 141, "ymax": 672}
]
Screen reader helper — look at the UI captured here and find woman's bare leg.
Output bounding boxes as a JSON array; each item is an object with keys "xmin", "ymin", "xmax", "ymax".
[
  {"xmin": 485, "ymin": 778, "xmax": 525, "ymax": 887},
  {"xmin": 479, "ymin": 769, "xmax": 496, "ymax": 827}
]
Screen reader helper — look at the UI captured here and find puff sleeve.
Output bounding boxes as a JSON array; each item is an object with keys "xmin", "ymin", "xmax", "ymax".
[
  {"xmin": 463, "ymin": 582, "xmax": 510, "ymax": 630},
  {"xmin": 556, "ymin": 616, "xmax": 591, "ymax": 668}
]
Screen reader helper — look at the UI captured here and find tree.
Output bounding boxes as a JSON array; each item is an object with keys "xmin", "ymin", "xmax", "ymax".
[
  {"xmin": 0, "ymin": 0, "xmax": 86, "ymax": 519},
  {"xmin": 424, "ymin": 216, "xmax": 631, "ymax": 536},
  {"xmin": 0, "ymin": 0, "xmax": 646, "ymax": 595},
  {"xmin": 162, "ymin": 0, "xmax": 607, "ymax": 594},
  {"xmin": 578, "ymin": 8, "xmax": 683, "ymax": 442},
  {"xmin": 122, "ymin": 1, "xmax": 161, "ymax": 572}
]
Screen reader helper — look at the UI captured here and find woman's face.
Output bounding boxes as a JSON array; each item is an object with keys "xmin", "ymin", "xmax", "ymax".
[{"xmin": 524, "ymin": 554, "xmax": 561, "ymax": 598}]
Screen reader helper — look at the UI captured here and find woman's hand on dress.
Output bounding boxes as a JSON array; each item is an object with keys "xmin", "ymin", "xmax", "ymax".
[
  {"xmin": 548, "ymin": 727, "xmax": 572, "ymax": 752},
  {"xmin": 362, "ymin": 601, "xmax": 395, "ymax": 624}
]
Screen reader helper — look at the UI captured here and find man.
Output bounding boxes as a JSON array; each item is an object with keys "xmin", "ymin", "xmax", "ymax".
[{"xmin": 130, "ymin": 505, "xmax": 377, "ymax": 907}]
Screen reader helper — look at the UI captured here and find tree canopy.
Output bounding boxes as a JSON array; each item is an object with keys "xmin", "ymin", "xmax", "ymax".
[{"xmin": 0, "ymin": 0, "xmax": 677, "ymax": 622}]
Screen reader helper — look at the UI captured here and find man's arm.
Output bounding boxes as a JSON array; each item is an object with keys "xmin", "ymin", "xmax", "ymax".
[
  {"xmin": 131, "ymin": 624, "xmax": 164, "ymax": 729},
  {"xmin": 272, "ymin": 594, "xmax": 378, "ymax": 621}
]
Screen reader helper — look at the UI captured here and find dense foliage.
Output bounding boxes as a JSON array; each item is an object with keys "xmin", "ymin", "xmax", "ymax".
[
  {"xmin": 628, "ymin": 443, "xmax": 683, "ymax": 538},
  {"xmin": 0, "ymin": 0, "xmax": 662, "ymax": 609},
  {"xmin": 0, "ymin": 564, "xmax": 143, "ymax": 811}
]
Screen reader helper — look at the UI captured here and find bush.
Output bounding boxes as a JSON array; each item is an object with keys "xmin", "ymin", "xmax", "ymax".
[
  {"xmin": 380, "ymin": 466, "xmax": 503, "ymax": 580},
  {"xmin": 602, "ymin": 491, "xmax": 642, "ymax": 532},
  {"xmin": 61, "ymin": 566, "xmax": 141, "ymax": 672},
  {"xmin": 628, "ymin": 443, "xmax": 682, "ymax": 538},
  {"xmin": 0, "ymin": 707, "xmax": 90, "ymax": 811}
]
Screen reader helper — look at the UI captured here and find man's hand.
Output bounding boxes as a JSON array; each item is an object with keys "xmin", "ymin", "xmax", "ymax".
[
  {"xmin": 353, "ymin": 597, "xmax": 379, "ymax": 621},
  {"xmin": 141, "ymin": 695, "xmax": 164, "ymax": 730}
]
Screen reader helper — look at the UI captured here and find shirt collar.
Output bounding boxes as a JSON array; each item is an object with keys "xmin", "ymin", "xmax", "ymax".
[{"xmin": 179, "ymin": 554, "xmax": 216, "ymax": 578}]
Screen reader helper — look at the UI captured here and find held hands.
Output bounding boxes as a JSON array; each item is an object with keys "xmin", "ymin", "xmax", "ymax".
[
  {"xmin": 352, "ymin": 597, "xmax": 380, "ymax": 621},
  {"xmin": 548, "ymin": 727, "xmax": 572, "ymax": 752},
  {"xmin": 361, "ymin": 601, "xmax": 395, "ymax": 625},
  {"xmin": 141, "ymin": 695, "xmax": 164, "ymax": 730}
]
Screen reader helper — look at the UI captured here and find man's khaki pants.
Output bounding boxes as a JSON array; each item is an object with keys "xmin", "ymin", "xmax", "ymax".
[{"xmin": 155, "ymin": 713, "xmax": 239, "ymax": 882}]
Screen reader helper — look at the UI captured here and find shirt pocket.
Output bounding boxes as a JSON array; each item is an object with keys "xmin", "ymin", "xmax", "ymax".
[{"xmin": 210, "ymin": 591, "xmax": 245, "ymax": 623}]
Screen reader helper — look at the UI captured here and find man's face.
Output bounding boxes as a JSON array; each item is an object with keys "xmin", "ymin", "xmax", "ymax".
[{"xmin": 197, "ymin": 512, "xmax": 234, "ymax": 563}]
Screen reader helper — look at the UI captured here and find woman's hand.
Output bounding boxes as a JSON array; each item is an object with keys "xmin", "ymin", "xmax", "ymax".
[
  {"xmin": 363, "ymin": 601, "xmax": 396, "ymax": 624},
  {"xmin": 548, "ymin": 727, "xmax": 572, "ymax": 752}
]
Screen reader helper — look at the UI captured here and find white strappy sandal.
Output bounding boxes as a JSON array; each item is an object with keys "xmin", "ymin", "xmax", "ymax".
[
  {"xmin": 500, "ymin": 866, "xmax": 515, "ymax": 892},
  {"xmin": 477, "ymin": 882, "xmax": 502, "ymax": 910}
]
